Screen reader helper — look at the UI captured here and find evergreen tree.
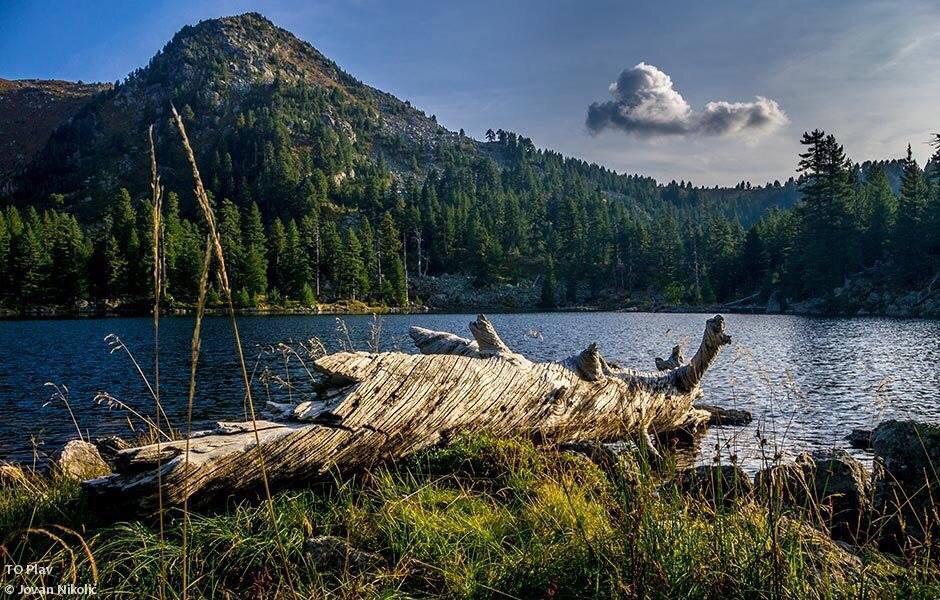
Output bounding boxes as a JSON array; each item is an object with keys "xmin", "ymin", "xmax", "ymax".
[
  {"xmin": 337, "ymin": 228, "xmax": 368, "ymax": 300},
  {"xmin": 378, "ymin": 212, "xmax": 407, "ymax": 306},
  {"xmin": 539, "ymin": 260, "xmax": 558, "ymax": 309},
  {"xmin": 794, "ymin": 130, "xmax": 857, "ymax": 296},
  {"xmin": 267, "ymin": 218, "xmax": 287, "ymax": 294},
  {"xmin": 218, "ymin": 198, "xmax": 243, "ymax": 290},
  {"xmin": 242, "ymin": 202, "xmax": 268, "ymax": 297},
  {"xmin": 284, "ymin": 219, "xmax": 309, "ymax": 297},
  {"xmin": 894, "ymin": 145, "xmax": 931, "ymax": 282},
  {"xmin": 860, "ymin": 165, "xmax": 896, "ymax": 266}
]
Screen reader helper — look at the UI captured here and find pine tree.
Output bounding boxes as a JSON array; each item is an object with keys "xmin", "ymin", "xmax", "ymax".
[
  {"xmin": 162, "ymin": 192, "xmax": 184, "ymax": 298},
  {"xmin": 284, "ymin": 219, "xmax": 309, "ymax": 298},
  {"xmin": 860, "ymin": 165, "xmax": 896, "ymax": 265},
  {"xmin": 794, "ymin": 130, "xmax": 857, "ymax": 296},
  {"xmin": 338, "ymin": 228, "xmax": 368, "ymax": 300},
  {"xmin": 218, "ymin": 199, "xmax": 243, "ymax": 290},
  {"xmin": 539, "ymin": 260, "xmax": 558, "ymax": 309},
  {"xmin": 894, "ymin": 145, "xmax": 930, "ymax": 282},
  {"xmin": 300, "ymin": 209, "xmax": 321, "ymax": 297},
  {"xmin": 242, "ymin": 202, "xmax": 268, "ymax": 298},
  {"xmin": 299, "ymin": 282, "xmax": 316, "ymax": 307},
  {"xmin": 267, "ymin": 218, "xmax": 287, "ymax": 295},
  {"xmin": 359, "ymin": 218, "xmax": 377, "ymax": 297},
  {"xmin": 321, "ymin": 220, "xmax": 342, "ymax": 296},
  {"xmin": 378, "ymin": 212, "xmax": 407, "ymax": 306}
]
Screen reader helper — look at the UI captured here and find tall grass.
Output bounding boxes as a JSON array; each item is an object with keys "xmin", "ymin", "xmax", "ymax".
[{"xmin": 2, "ymin": 434, "xmax": 937, "ymax": 598}]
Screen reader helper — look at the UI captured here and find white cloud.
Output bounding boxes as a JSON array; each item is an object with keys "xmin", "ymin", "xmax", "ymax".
[{"xmin": 587, "ymin": 62, "xmax": 787, "ymax": 139}]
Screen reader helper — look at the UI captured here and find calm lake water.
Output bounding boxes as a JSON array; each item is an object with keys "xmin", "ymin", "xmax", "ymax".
[{"xmin": 0, "ymin": 312, "xmax": 937, "ymax": 469}]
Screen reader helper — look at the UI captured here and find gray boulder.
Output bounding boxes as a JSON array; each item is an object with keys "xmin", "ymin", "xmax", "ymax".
[
  {"xmin": 678, "ymin": 464, "xmax": 753, "ymax": 507},
  {"xmin": 57, "ymin": 440, "xmax": 111, "ymax": 480},
  {"xmin": 755, "ymin": 450, "xmax": 870, "ymax": 543},
  {"xmin": 871, "ymin": 420, "xmax": 940, "ymax": 551}
]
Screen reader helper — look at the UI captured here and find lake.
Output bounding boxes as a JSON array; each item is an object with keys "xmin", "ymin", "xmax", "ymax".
[{"xmin": 0, "ymin": 312, "xmax": 937, "ymax": 469}]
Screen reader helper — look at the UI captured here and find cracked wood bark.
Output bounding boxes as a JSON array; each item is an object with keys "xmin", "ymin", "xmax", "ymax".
[{"xmin": 84, "ymin": 314, "xmax": 731, "ymax": 513}]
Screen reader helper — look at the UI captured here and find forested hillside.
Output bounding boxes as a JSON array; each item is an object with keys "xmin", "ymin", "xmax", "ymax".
[{"xmin": 0, "ymin": 13, "xmax": 938, "ymax": 316}]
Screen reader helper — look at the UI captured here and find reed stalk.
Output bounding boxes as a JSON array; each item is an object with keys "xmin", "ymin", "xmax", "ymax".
[{"xmin": 171, "ymin": 105, "xmax": 298, "ymax": 600}]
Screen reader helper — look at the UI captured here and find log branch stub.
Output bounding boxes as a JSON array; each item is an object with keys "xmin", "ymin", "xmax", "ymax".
[{"xmin": 655, "ymin": 345, "xmax": 685, "ymax": 371}]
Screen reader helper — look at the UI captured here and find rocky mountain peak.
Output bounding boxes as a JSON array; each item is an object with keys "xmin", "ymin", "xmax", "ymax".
[{"xmin": 142, "ymin": 12, "xmax": 354, "ymax": 92}]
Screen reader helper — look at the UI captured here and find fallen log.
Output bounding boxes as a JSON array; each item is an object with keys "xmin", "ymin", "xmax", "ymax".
[{"xmin": 84, "ymin": 314, "xmax": 731, "ymax": 512}]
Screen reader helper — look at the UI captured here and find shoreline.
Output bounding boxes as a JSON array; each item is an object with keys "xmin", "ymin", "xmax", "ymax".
[{"xmin": 1, "ymin": 302, "xmax": 936, "ymax": 321}]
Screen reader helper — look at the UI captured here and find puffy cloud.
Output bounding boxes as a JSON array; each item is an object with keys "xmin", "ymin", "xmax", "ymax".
[{"xmin": 586, "ymin": 63, "xmax": 787, "ymax": 138}]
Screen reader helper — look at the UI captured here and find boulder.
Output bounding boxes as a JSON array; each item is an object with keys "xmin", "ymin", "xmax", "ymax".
[
  {"xmin": 93, "ymin": 436, "xmax": 132, "ymax": 463},
  {"xmin": 0, "ymin": 464, "xmax": 29, "ymax": 489},
  {"xmin": 754, "ymin": 452, "xmax": 815, "ymax": 506},
  {"xmin": 678, "ymin": 464, "xmax": 753, "ymax": 507},
  {"xmin": 845, "ymin": 429, "xmax": 873, "ymax": 450},
  {"xmin": 871, "ymin": 420, "xmax": 940, "ymax": 551},
  {"xmin": 56, "ymin": 440, "xmax": 111, "ymax": 480},
  {"xmin": 305, "ymin": 535, "xmax": 384, "ymax": 574},
  {"xmin": 695, "ymin": 404, "xmax": 753, "ymax": 427},
  {"xmin": 809, "ymin": 450, "xmax": 871, "ymax": 542},
  {"xmin": 755, "ymin": 450, "xmax": 870, "ymax": 543}
]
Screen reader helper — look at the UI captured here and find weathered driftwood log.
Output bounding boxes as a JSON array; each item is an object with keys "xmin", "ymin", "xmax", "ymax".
[{"xmin": 84, "ymin": 315, "xmax": 731, "ymax": 512}]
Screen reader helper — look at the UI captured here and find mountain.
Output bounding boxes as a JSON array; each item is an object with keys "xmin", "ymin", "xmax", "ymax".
[
  {"xmin": 2, "ymin": 12, "xmax": 798, "ymax": 223},
  {"xmin": 0, "ymin": 78, "xmax": 109, "ymax": 193},
  {"xmin": 4, "ymin": 13, "xmax": 480, "ymax": 217},
  {"xmin": 0, "ymin": 13, "xmax": 936, "ymax": 317}
]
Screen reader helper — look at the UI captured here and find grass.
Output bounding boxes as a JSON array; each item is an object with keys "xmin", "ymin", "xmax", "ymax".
[{"xmin": 1, "ymin": 434, "xmax": 938, "ymax": 599}]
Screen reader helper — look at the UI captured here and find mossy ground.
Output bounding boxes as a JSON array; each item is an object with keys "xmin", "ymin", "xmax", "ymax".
[{"xmin": 1, "ymin": 435, "xmax": 937, "ymax": 599}]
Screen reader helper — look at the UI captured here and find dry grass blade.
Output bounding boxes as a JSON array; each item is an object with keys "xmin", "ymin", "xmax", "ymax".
[
  {"xmin": 171, "ymin": 105, "xmax": 299, "ymax": 600},
  {"xmin": 42, "ymin": 383, "xmax": 83, "ymax": 442},
  {"xmin": 181, "ymin": 234, "xmax": 212, "ymax": 599},
  {"xmin": 148, "ymin": 123, "xmax": 167, "ymax": 600}
]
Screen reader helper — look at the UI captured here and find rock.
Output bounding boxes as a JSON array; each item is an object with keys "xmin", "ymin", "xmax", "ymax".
[
  {"xmin": 678, "ymin": 465, "xmax": 753, "ymax": 506},
  {"xmin": 695, "ymin": 404, "xmax": 752, "ymax": 427},
  {"xmin": 871, "ymin": 420, "xmax": 940, "ymax": 551},
  {"xmin": 808, "ymin": 450, "xmax": 871, "ymax": 542},
  {"xmin": 765, "ymin": 291, "xmax": 782, "ymax": 313},
  {"xmin": 845, "ymin": 429, "xmax": 873, "ymax": 450},
  {"xmin": 0, "ymin": 464, "xmax": 29, "ymax": 489},
  {"xmin": 755, "ymin": 450, "xmax": 870, "ymax": 543},
  {"xmin": 754, "ymin": 452, "xmax": 815, "ymax": 505},
  {"xmin": 305, "ymin": 535, "xmax": 384, "ymax": 574},
  {"xmin": 93, "ymin": 436, "xmax": 132, "ymax": 462},
  {"xmin": 56, "ymin": 440, "xmax": 111, "ymax": 480}
]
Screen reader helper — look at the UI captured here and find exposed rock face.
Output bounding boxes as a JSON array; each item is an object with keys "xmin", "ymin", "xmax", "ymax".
[
  {"xmin": 755, "ymin": 450, "xmax": 870, "ymax": 543},
  {"xmin": 678, "ymin": 465, "xmax": 753, "ymax": 507},
  {"xmin": 57, "ymin": 440, "xmax": 111, "ymax": 480},
  {"xmin": 0, "ymin": 78, "xmax": 108, "ymax": 192},
  {"xmin": 871, "ymin": 420, "xmax": 940, "ymax": 551}
]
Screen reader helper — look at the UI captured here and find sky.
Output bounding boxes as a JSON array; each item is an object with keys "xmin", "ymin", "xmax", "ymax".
[{"xmin": 2, "ymin": 0, "xmax": 939, "ymax": 186}]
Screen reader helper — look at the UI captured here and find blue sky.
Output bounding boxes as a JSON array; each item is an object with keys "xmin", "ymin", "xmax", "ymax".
[{"xmin": 2, "ymin": 0, "xmax": 939, "ymax": 186}]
